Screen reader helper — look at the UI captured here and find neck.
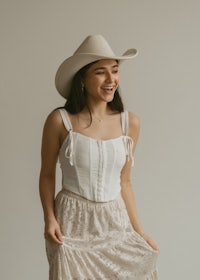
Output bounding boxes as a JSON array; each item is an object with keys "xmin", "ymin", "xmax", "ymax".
[{"xmin": 86, "ymin": 101, "xmax": 111, "ymax": 119}]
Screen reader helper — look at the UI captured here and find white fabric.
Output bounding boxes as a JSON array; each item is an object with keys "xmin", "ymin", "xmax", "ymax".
[
  {"xmin": 46, "ymin": 189, "xmax": 158, "ymax": 280},
  {"xmin": 58, "ymin": 109, "xmax": 134, "ymax": 202}
]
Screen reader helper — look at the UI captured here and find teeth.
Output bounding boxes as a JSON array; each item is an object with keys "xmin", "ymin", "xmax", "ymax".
[{"xmin": 102, "ymin": 86, "xmax": 113, "ymax": 90}]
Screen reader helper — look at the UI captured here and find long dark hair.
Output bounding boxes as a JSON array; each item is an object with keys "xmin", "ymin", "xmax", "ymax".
[{"xmin": 61, "ymin": 60, "xmax": 124, "ymax": 123}]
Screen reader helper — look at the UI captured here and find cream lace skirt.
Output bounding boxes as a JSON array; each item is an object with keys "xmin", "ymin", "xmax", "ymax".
[{"xmin": 46, "ymin": 189, "xmax": 158, "ymax": 280}]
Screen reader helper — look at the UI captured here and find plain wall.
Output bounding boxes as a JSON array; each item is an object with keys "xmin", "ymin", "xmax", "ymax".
[{"xmin": 1, "ymin": 0, "xmax": 200, "ymax": 279}]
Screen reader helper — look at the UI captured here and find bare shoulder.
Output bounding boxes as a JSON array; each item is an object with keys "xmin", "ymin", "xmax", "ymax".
[
  {"xmin": 127, "ymin": 111, "xmax": 140, "ymax": 143},
  {"xmin": 44, "ymin": 108, "xmax": 63, "ymax": 128},
  {"xmin": 42, "ymin": 109, "xmax": 64, "ymax": 137},
  {"xmin": 128, "ymin": 111, "xmax": 140, "ymax": 128}
]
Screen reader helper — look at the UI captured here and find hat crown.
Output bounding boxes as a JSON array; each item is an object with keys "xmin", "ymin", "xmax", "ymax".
[{"xmin": 74, "ymin": 34, "xmax": 115, "ymax": 56}]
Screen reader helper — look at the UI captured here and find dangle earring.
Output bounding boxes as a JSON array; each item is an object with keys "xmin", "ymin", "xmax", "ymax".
[{"xmin": 81, "ymin": 82, "xmax": 85, "ymax": 93}]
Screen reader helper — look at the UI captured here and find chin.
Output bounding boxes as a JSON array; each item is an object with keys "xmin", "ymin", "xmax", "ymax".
[
  {"xmin": 103, "ymin": 94, "xmax": 115, "ymax": 103},
  {"xmin": 103, "ymin": 98, "xmax": 113, "ymax": 103}
]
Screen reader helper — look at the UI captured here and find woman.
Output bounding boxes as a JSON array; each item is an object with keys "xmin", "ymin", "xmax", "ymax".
[{"xmin": 39, "ymin": 34, "xmax": 159, "ymax": 280}]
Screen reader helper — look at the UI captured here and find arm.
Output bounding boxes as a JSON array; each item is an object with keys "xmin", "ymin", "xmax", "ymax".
[
  {"xmin": 120, "ymin": 112, "xmax": 159, "ymax": 251},
  {"xmin": 39, "ymin": 110, "xmax": 65, "ymax": 245}
]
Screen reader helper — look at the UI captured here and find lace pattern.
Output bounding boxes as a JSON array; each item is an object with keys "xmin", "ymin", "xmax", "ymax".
[{"xmin": 46, "ymin": 190, "xmax": 158, "ymax": 280}]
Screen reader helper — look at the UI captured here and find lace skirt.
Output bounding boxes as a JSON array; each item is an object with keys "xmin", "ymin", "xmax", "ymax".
[{"xmin": 46, "ymin": 189, "xmax": 158, "ymax": 280}]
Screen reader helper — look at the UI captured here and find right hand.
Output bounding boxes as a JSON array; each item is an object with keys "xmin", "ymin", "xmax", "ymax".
[{"xmin": 44, "ymin": 218, "xmax": 63, "ymax": 245}]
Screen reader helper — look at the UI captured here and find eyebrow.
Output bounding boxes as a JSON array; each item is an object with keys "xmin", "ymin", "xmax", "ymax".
[{"xmin": 94, "ymin": 64, "xmax": 119, "ymax": 71}]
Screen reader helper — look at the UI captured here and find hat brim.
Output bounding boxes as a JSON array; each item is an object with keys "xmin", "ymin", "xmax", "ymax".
[{"xmin": 55, "ymin": 48, "xmax": 138, "ymax": 99}]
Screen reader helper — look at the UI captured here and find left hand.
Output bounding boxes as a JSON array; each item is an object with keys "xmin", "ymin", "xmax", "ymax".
[{"xmin": 140, "ymin": 232, "xmax": 160, "ymax": 252}]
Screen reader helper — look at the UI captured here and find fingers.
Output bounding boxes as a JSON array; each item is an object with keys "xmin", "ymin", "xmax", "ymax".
[
  {"xmin": 44, "ymin": 224, "xmax": 63, "ymax": 245},
  {"xmin": 55, "ymin": 228, "xmax": 63, "ymax": 244},
  {"xmin": 140, "ymin": 232, "xmax": 160, "ymax": 252},
  {"xmin": 45, "ymin": 231, "xmax": 63, "ymax": 245},
  {"xmin": 147, "ymin": 237, "xmax": 160, "ymax": 252}
]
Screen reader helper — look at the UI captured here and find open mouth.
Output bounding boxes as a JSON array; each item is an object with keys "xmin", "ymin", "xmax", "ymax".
[{"xmin": 101, "ymin": 86, "xmax": 114, "ymax": 91}]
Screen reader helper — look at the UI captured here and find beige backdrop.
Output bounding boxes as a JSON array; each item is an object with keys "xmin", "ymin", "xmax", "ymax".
[{"xmin": 1, "ymin": 0, "xmax": 199, "ymax": 279}]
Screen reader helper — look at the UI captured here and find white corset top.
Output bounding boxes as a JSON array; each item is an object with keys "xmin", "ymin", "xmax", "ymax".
[{"xmin": 58, "ymin": 109, "xmax": 134, "ymax": 202}]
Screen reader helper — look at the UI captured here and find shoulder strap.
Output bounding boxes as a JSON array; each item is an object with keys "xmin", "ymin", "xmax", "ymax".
[
  {"xmin": 58, "ymin": 108, "xmax": 73, "ymax": 131},
  {"xmin": 121, "ymin": 110, "xmax": 129, "ymax": 135}
]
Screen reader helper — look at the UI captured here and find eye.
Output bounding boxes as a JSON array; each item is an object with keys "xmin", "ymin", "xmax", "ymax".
[
  {"xmin": 95, "ymin": 71, "xmax": 105, "ymax": 75},
  {"xmin": 112, "ymin": 69, "xmax": 119, "ymax": 74}
]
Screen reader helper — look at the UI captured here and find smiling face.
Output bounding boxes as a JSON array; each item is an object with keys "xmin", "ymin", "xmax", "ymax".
[{"xmin": 82, "ymin": 59, "xmax": 120, "ymax": 103}]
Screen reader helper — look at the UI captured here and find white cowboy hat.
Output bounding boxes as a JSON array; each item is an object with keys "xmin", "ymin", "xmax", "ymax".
[{"xmin": 55, "ymin": 34, "xmax": 138, "ymax": 99}]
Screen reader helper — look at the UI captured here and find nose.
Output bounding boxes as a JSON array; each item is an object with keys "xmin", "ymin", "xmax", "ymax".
[{"xmin": 105, "ymin": 72, "xmax": 114, "ymax": 83}]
